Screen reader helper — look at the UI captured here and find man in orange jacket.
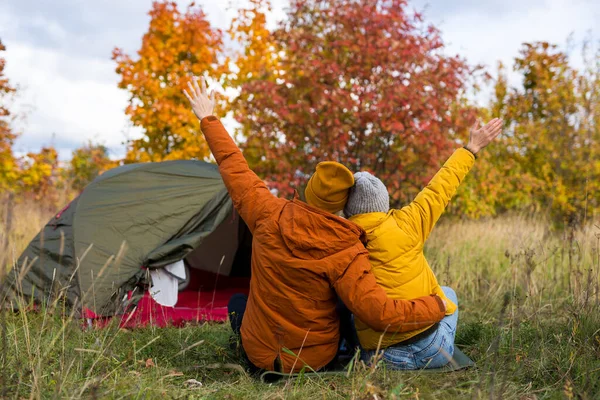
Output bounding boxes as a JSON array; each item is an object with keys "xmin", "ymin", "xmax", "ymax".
[{"xmin": 184, "ymin": 76, "xmax": 446, "ymax": 373}]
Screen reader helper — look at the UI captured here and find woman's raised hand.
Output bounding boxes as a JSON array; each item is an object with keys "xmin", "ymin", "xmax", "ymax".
[{"xmin": 466, "ymin": 118, "xmax": 503, "ymax": 154}]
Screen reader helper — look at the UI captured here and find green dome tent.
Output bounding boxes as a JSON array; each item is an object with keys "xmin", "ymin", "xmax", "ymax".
[{"xmin": 1, "ymin": 160, "xmax": 251, "ymax": 325}]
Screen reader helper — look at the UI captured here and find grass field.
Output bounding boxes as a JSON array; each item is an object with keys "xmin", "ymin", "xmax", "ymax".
[{"xmin": 1, "ymin": 198, "xmax": 599, "ymax": 399}]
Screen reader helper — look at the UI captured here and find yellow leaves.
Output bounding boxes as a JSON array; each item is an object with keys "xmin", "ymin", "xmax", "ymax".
[
  {"xmin": 227, "ymin": 0, "xmax": 279, "ymax": 89},
  {"xmin": 112, "ymin": 0, "xmax": 280, "ymax": 164},
  {"xmin": 455, "ymin": 41, "xmax": 600, "ymax": 226},
  {"xmin": 113, "ymin": 1, "xmax": 223, "ymax": 162},
  {"xmin": 2, "ymin": 40, "xmax": 73, "ymax": 204},
  {"xmin": 563, "ymin": 378, "xmax": 574, "ymax": 400},
  {"xmin": 14, "ymin": 147, "xmax": 62, "ymax": 203},
  {"xmin": 364, "ymin": 381, "xmax": 385, "ymax": 398},
  {"xmin": 0, "ymin": 38, "xmax": 19, "ymax": 192}
]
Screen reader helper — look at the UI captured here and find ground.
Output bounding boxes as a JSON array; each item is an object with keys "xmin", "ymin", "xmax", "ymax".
[{"xmin": 1, "ymin": 202, "xmax": 599, "ymax": 399}]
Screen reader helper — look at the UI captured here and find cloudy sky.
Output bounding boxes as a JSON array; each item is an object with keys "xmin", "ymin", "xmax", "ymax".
[{"xmin": 0, "ymin": 0, "xmax": 598, "ymax": 160}]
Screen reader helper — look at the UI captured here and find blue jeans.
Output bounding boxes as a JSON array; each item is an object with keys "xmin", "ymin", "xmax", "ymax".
[{"xmin": 362, "ymin": 286, "xmax": 458, "ymax": 370}]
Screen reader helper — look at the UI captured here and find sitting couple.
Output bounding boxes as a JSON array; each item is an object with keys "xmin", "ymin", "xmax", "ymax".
[{"xmin": 184, "ymin": 76, "xmax": 502, "ymax": 373}]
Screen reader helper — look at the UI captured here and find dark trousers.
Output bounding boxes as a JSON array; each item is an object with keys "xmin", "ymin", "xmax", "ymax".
[
  {"xmin": 227, "ymin": 293, "xmax": 359, "ymax": 373},
  {"xmin": 336, "ymin": 298, "xmax": 360, "ymax": 356},
  {"xmin": 228, "ymin": 293, "xmax": 248, "ymax": 337},
  {"xmin": 227, "ymin": 293, "xmax": 264, "ymax": 375}
]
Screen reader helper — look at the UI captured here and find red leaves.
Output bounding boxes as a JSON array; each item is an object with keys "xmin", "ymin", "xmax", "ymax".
[
  {"xmin": 232, "ymin": 0, "xmax": 478, "ymax": 205},
  {"xmin": 107, "ymin": 0, "xmax": 479, "ymax": 209}
]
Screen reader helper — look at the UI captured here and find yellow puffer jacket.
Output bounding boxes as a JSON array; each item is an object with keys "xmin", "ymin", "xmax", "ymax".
[{"xmin": 351, "ymin": 148, "xmax": 475, "ymax": 350}]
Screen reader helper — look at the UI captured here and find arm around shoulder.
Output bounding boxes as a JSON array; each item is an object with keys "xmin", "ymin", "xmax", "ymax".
[{"xmin": 332, "ymin": 252, "xmax": 446, "ymax": 332}]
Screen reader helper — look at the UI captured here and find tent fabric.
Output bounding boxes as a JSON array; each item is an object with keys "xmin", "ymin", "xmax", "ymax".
[
  {"xmin": 1, "ymin": 196, "xmax": 83, "ymax": 310},
  {"xmin": 2, "ymin": 160, "xmax": 239, "ymax": 318},
  {"xmin": 84, "ymin": 269, "xmax": 250, "ymax": 328}
]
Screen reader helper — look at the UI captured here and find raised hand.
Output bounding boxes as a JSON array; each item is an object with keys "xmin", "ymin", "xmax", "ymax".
[
  {"xmin": 466, "ymin": 118, "xmax": 503, "ymax": 154},
  {"xmin": 183, "ymin": 76, "xmax": 215, "ymax": 120}
]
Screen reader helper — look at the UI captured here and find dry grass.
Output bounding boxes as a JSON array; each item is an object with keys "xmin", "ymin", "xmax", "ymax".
[
  {"xmin": 1, "ymin": 196, "xmax": 599, "ymax": 399},
  {"xmin": 429, "ymin": 214, "xmax": 600, "ymax": 313},
  {"xmin": 1, "ymin": 196, "xmax": 59, "ymax": 271}
]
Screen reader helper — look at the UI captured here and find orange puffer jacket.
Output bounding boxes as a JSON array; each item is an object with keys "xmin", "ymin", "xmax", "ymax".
[{"xmin": 200, "ymin": 116, "xmax": 446, "ymax": 373}]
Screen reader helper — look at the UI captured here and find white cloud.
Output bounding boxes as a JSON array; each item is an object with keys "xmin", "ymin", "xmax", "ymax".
[
  {"xmin": 412, "ymin": 0, "xmax": 599, "ymax": 104},
  {"xmin": 4, "ymin": 42, "xmax": 137, "ymax": 160}
]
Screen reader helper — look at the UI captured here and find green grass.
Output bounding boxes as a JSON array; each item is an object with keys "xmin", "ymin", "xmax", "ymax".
[
  {"xmin": 1, "ymin": 303, "xmax": 598, "ymax": 399},
  {"xmin": 1, "ymin": 204, "xmax": 600, "ymax": 399}
]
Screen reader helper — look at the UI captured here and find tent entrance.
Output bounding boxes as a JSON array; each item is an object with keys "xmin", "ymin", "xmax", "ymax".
[
  {"xmin": 116, "ymin": 212, "xmax": 251, "ymax": 328},
  {"xmin": 184, "ymin": 211, "xmax": 240, "ymax": 277},
  {"xmin": 88, "ymin": 212, "xmax": 252, "ymax": 328},
  {"xmin": 120, "ymin": 269, "xmax": 250, "ymax": 328}
]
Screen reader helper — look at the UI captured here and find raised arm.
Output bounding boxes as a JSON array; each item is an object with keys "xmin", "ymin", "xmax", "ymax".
[
  {"xmin": 393, "ymin": 118, "xmax": 503, "ymax": 242},
  {"xmin": 184, "ymin": 76, "xmax": 283, "ymax": 232},
  {"xmin": 332, "ymin": 249, "xmax": 446, "ymax": 332}
]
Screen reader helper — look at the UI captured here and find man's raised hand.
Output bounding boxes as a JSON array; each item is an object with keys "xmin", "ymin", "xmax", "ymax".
[
  {"xmin": 183, "ymin": 76, "xmax": 215, "ymax": 120},
  {"xmin": 466, "ymin": 118, "xmax": 503, "ymax": 155}
]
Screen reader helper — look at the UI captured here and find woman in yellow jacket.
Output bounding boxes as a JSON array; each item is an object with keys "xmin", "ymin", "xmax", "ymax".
[{"xmin": 345, "ymin": 118, "xmax": 503, "ymax": 369}]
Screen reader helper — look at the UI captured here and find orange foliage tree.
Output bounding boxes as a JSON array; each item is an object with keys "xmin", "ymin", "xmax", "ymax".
[
  {"xmin": 113, "ymin": 1, "xmax": 223, "ymax": 162},
  {"xmin": 226, "ymin": 0, "xmax": 284, "ymax": 160},
  {"xmin": 0, "ymin": 38, "xmax": 18, "ymax": 191},
  {"xmin": 227, "ymin": 0, "xmax": 279, "ymax": 95},
  {"xmin": 230, "ymin": 0, "xmax": 481, "ymax": 204}
]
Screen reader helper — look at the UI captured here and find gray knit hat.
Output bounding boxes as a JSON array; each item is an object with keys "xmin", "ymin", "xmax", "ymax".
[{"xmin": 344, "ymin": 172, "xmax": 390, "ymax": 218}]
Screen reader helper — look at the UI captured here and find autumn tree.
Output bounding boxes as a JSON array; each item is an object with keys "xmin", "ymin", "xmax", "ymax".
[
  {"xmin": 227, "ymin": 0, "xmax": 278, "ymax": 97},
  {"xmin": 113, "ymin": 1, "xmax": 223, "ymax": 162},
  {"xmin": 231, "ymin": 0, "xmax": 480, "ymax": 203},
  {"xmin": 227, "ymin": 0, "xmax": 276, "ymax": 87},
  {"xmin": 226, "ymin": 0, "xmax": 288, "ymax": 164},
  {"xmin": 69, "ymin": 142, "xmax": 118, "ymax": 191},
  {"xmin": 488, "ymin": 42, "xmax": 600, "ymax": 226},
  {"xmin": 18, "ymin": 147, "xmax": 61, "ymax": 202},
  {"xmin": 0, "ymin": 38, "xmax": 18, "ymax": 191},
  {"xmin": 0, "ymin": 38, "xmax": 64, "ymax": 203}
]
